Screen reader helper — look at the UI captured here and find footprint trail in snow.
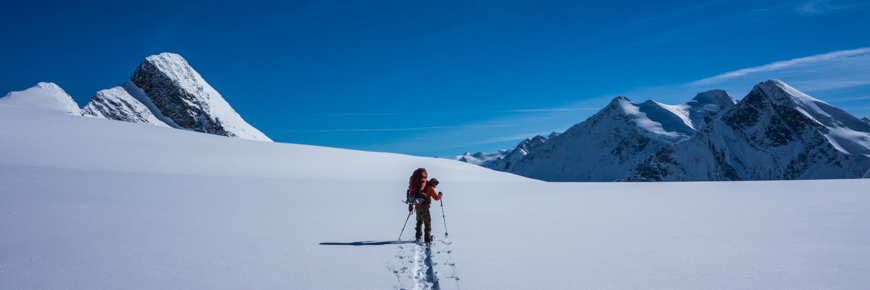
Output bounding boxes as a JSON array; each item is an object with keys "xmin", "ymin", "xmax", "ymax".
[{"xmin": 389, "ymin": 238, "xmax": 460, "ymax": 290}]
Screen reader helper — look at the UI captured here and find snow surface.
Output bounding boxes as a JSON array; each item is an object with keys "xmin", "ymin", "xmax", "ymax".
[
  {"xmin": 2, "ymin": 104, "xmax": 870, "ymax": 289},
  {"xmin": 0, "ymin": 82, "xmax": 81, "ymax": 115}
]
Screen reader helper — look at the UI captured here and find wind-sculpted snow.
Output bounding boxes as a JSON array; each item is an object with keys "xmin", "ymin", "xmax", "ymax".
[
  {"xmin": 131, "ymin": 53, "xmax": 271, "ymax": 141},
  {"xmin": 483, "ymin": 92, "xmax": 735, "ymax": 181},
  {"xmin": 626, "ymin": 80, "xmax": 870, "ymax": 181},
  {"xmin": 81, "ymin": 85, "xmax": 171, "ymax": 127},
  {"xmin": 0, "ymin": 82, "xmax": 80, "ymax": 115}
]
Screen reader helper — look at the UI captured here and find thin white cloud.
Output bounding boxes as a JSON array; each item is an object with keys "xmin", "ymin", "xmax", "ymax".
[
  {"xmin": 689, "ymin": 47, "xmax": 870, "ymax": 87},
  {"xmin": 796, "ymin": 0, "xmax": 870, "ymax": 16}
]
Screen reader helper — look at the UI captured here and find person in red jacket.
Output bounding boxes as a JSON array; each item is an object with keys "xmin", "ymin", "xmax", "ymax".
[{"xmin": 407, "ymin": 168, "xmax": 442, "ymax": 245}]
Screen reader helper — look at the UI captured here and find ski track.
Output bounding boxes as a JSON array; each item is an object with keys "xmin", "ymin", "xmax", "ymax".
[
  {"xmin": 391, "ymin": 238, "xmax": 462, "ymax": 290},
  {"xmin": 438, "ymin": 238, "xmax": 461, "ymax": 290}
]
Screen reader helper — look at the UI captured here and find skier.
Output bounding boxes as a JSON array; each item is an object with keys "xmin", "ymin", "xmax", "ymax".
[{"xmin": 407, "ymin": 168, "xmax": 442, "ymax": 246}]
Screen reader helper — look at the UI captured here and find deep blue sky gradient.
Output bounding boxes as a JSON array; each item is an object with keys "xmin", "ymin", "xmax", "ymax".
[{"xmin": 3, "ymin": 0, "xmax": 870, "ymax": 156}]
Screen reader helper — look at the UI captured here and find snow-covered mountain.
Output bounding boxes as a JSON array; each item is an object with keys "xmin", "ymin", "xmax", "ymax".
[
  {"xmin": 81, "ymin": 81, "xmax": 172, "ymax": 127},
  {"xmin": 475, "ymin": 90, "xmax": 736, "ymax": 181},
  {"xmin": 0, "ymin": 82, "xmax": 81, "ymax": 115},
  {"xmin": 3, "ymin": 53, "xmax": 270, "ymax": 142},
  {"xmin": 82, "ymin": 52, "xmax": 271, "ymax": 141},
  {"xmin": 487, "ymin": 133, "xmax": 556, "ymax": 171},
  {"xmin": 626, "ymin": 79, "xmax": 870, "ymax": 181}
]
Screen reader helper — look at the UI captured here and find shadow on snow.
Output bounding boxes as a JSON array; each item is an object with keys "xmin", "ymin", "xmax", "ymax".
[{"xmin": 319, "ymin": 240, "xmax": 417, "ymax": 246}]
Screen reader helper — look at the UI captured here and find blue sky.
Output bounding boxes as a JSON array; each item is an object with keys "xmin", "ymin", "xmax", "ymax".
[{"xmin": 2, "ymin": 0, "xmax": 870, "ymax": 157}]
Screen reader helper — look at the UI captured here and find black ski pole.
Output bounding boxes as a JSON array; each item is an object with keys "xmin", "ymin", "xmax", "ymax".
[
  {"xmin": 398, "ymin": 210, "xmax": 413, "ymax": 241},
  {"xmin": 440, "ymin": 195, "xmax": 449, "ymax": 238}
]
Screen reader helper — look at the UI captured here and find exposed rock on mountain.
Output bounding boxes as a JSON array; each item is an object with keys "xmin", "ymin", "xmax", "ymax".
[
  {"xmin": 128, "ymin": 53, "xmax": 271, "ymax": 141},
  {"xmin": 76, "ymin": 53, "xmax": 271, "ymax": 141},
  {"xmin": 626, "ymin": 80, "xmax": 870, "ymax": 181},
  {"xmin": 81, "ymin": 81, "xmax": 171, "ymax": 127},
  {"xmin": 0, "ymin": 82, "xmax": 81, "ymax": 115},
  {"xmin": 6, "ymin": 54, "xmax": 270, "ymax": 142}
]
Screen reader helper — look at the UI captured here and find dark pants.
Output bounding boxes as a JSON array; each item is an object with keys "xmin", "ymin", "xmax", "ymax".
[{"xmin": 414, "ymin": 207, "xmax": 432, "ymax": 242}]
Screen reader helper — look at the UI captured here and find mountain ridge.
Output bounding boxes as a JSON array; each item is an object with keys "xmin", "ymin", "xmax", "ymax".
[
  {"xmin": 626, "ymin": 80, "xmax": 870, "ymax": 181},
  {"xmin": 460, "ymin": 89, "xmax": 736, "ymax": 181},
  {"xmin": 457, "ymin": 80, "xmax": 869, "ymax": 181},
  {"xmin": 1, "ymin": 53, "xmax": 271, "ymax": 142}
]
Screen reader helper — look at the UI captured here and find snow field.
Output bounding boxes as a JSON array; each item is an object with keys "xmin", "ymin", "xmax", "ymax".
[{"xmin": 2, "ymin": 104, "xmax": 870, "ymax": 289}]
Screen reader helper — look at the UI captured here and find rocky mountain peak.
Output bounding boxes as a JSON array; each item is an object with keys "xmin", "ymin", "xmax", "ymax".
[
  {"xmin": 130, "ymin": 52, "xmax": 272, "ymax": 142},
  {"xmin": 605, "ymin": 96, "xmax": 633, "ymax": 114}
]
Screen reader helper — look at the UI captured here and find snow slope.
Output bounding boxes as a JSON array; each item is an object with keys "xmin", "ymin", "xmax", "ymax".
[
  {"xmin": 0, "ymin": 82, "xmax": 80, "ymax": 115},
  {"xmin": 2, "ymin": 104, "xmax": 870, "ymax": 289}
]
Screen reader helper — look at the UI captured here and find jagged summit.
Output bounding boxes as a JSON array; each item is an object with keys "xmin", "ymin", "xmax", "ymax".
[
  {"xmin": 75, "ymin": 53, "xmax": 272, "ymax": 141},
  {"xmin": 129, "ymin": 52, "xmax": 271, "ymax": 142},
  {"xmin": 753, "ymin": 79, "xmax": 870, "ymax": 134},
  {"xmin": 0, "ymin": 82, "xmax": 80, "ymax": 115},
  {"xmin": 4, "ymin": 54, "xmax": 270, "ymax": 142}
]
